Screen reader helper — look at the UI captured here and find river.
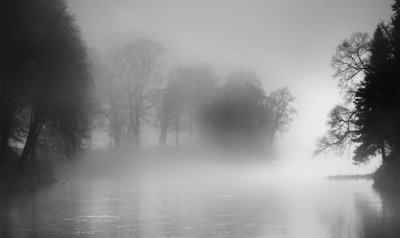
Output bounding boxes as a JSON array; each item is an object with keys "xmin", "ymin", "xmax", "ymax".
[{"xmin": 0, "ymin": 154, "xmax": 398, "ymax": 238}]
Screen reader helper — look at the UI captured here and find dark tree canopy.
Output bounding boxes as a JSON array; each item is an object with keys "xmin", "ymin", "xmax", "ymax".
[
  {"xmin": 0, "ymin": 0, "xmax": 92, "ymax": 169},
  {"xmin": 200, "ymin": 71, "xmax": 295, "ymax": 151},
  {"xmin": 204, "ymin": 72, "xmax": 269, "ymax": 148}
]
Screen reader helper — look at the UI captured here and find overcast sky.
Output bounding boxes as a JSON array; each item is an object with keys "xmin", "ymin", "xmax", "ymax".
[{"xmin": 67, "ymin": 0, "xmax": 393, "ymax": 174}]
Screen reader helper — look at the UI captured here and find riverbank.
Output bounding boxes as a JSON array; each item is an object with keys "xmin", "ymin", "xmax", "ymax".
[
  {"xmin": 372, "ymin": 162, "xmax": 400, "ymax": 194},
  {"xmin": 326, "ymin": 163, "xmax": 400, "ymax": 194},
  {"xmin": 326, "ymin": 174, "xmax": 373, "ymax": 181},
  {"xmin": 0, "ymin": 148, "xmax": 57, "ymax": 195}
]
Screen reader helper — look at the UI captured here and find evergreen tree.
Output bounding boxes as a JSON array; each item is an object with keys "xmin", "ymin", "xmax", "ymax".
[{"xmin": 352, "ymin": 26, "xmax": 392, "ymax": 163}]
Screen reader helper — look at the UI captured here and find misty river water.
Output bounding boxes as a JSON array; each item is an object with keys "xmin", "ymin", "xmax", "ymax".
[{"xmin": 0, "ymin": 153, "xmax": 399, "ymax": 238}]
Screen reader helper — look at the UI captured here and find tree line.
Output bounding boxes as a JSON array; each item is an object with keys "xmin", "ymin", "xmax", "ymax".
[
  {"xmin": 0, "ymin": 0, "xmax": 296, "ymax": 176},
  {"xmin": 316, "ymin": 0, "xmax": 400, "ymax": 190},
  {"xmin": 90, "ymin": 45, "xmax": 296, "ymax": 151}
]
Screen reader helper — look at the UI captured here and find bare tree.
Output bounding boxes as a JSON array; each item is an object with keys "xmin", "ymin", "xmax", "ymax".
[
  {"xmin": 267, "ymin": 87, "xmax": 296, "ymax": 149},
  {"xmin": 156, "ymin": 64, "xmax": 217, "ymax": 146},
  {"xmin": 186, "ymin": 64, "xmax": 218, "ymax": 143},
  {"xmin": 88, "ymin": 50, "xmax": 125, "ymax": 148},
  {"xmin": 314, "ymin": 105, "xmax": 357, "ymax": 155},
  {"xmin": 331, "ymin": 32, "xmax": 371, "ymax": 102},
  {"xmin": 109, "ymin": 39, "xmax": 163, "ymax": 147},
  {"xmin": 156, "ymin": 79, "xmax": 184, "ymax": 146},
  {"xmin": 315, "ymin": 33, "xmax": 371, "ymax": 156}
]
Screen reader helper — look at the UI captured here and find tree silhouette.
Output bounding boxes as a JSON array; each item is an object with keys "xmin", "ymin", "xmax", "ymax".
[
  {"xmin": 89, "ymin": 50, "xmax": 127, "ymax": 148},
  {"xmin": 204, "ymin": 71, "xmax": 271, "ymax": 149},
  {"xmin": 352, "ymin": 26, "xmax": 393, "ymax": 164},
  {"xmin": 17, "ymin": 0, "xmax": 92, "ymax": 169},
  {"xmin": 267, "ymin": 87, "xmax": 296, "ymax": 149},
  {"xmin": 315, "ymin": 105, "xmax": 356, "ymax": 155},
  {"xmin": 317, "ymin": 0, "xmax": 400, "ymax": 169},
  {"xmin": 331, "ymin": 32, "xmax": 370, "ymax": 102},
  {"xmin": 109, "ymin": 39, "xmax": 163, "ymax": 147},
  {"xmin": 0, "ymin": 0, "xmax": 36, "ymax": 162},
  {"xmin": 156, "ymin": 72, "xmax": 186, "ymax": 146},
  {"xmin": 155, "ymin": 64, "xmax": 217, "ymax": 146},
  {"xmin": 0, "ymin": 0, "xmax": 92, "ymax": 169}
]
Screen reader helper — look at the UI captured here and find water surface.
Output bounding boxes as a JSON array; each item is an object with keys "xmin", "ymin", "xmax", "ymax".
[{"xmin": 0, "ymin": 157, "xmax": 398, "ymax": 238}]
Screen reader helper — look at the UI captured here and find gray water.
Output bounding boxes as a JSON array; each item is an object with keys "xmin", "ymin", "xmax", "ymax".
[{"xmin": 0, "ymin": 157, "xmax": 399, "ymax": 238}]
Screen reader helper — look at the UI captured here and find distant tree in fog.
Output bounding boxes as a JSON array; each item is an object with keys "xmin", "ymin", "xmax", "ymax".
[
  {"xmin": 89, "ymin": 50, "xmax": 127, "ymax": 148},
  {"xmin": 267, "ymin": 87, "xmax": 296, "ymax": 149},
  {"xmin": 200, "ymin": 71, "xmax": 296, "ymax": 152},
  {"xmin": 156, "ymin": 64, "xmax": 217, "ymax": 146},
  {"xmin": 204, "ymin": 71, "xmax": 271, "ymax": 149},
  {"xmin": 156, "ymin": 74, "xmax": 185, "ymax": 146},
  {"xmin": 89, "ymin": 49, "xmax": 298, "ymax": 152},
  {"xmin": 184, "ymin": 64, "xmax": 218, "ymax": 143},
  {"xmin": 109, "ymin": 39, "xmax": 163, "ymax": 147}
]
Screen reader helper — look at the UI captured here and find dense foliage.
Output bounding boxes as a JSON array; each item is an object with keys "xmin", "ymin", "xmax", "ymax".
[{"xmin": 0, "ymin": 0, "xmax": 91, "ymax": 170}]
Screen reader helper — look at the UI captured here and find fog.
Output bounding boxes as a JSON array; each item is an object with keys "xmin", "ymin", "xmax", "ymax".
[
  {"xmin": 67, "ymin": 0, "xmax": 393, "ymax": 174},
  {"xmin": 2, "ymin": 0, "xmax": 400, "ymax": 237}
]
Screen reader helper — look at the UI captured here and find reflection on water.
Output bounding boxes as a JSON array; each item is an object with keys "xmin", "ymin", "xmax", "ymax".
[{"xmin": 0, "ymin": 161, "xmax": 398, "ymax": 238}]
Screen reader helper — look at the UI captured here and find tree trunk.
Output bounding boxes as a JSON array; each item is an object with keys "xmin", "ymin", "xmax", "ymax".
[
  {"xmin": 159, "ymin": 117, "xmax": 169, "ymax": 147},
  {"xmin": 17, "ymin": 115, "xmax": 44, "ymax": 170},
  {"xmin": 175, "ymin": 115, "xmax": 180, "ymax": 146},
  {"xmin": 381, "ymin": 139, "xmax": 387, "ymax": 164},
  {"xmin": 189, "ymin": 119, "xmax": 193, "ymax": 144},
  {"xmin": 0, "ymin": 96, "xmax": 12, "ymax": 163},
  {"xmin": 0, "ymin": 115, "xmax": 10, "ymax": 163},
  {"xmin": 128, "ymin": 95, "xmax": 140, "ymax": 148},
  {"xmin": 159, "ymin": 126, "xmax": 167, "ymax": 147},
  {"xmin": 269, "ymin": 129, "xmax": 276, "ymax": 151},
  {"xmin": 134, "ymin": 113, "xmax": 140, "ymax": 147},
  {"xmin": 128, "ymin": 98, "xmax": 136, "ymax": 147},
  {"xmin": 114, "ymin": 131, "xmax": 121, "ymax": 149},
  {"xmin": 112, "ymin": 117, "xmax": 121, "ymax": 149},
  {"xmin": 18, "ymin": 130, "xmax": 36, "ymax": 170},
  {"xmin": 30, "ymin": 142, "xmax": 36, "ymax": 166}
]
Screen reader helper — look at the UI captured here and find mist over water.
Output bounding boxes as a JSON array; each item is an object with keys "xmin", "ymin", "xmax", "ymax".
[
  {"xmin": 2, "ymin": 0, "xmax": 400, "ymax": 237},
  {"xmin": 0, "ymin": 151, "xmax": 396, "ymax": 238}
]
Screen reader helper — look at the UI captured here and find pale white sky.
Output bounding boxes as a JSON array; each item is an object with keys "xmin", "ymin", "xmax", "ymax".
[{"xmin": 67, "ymin": 0, "xmax": 393, "ymax": 175}]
